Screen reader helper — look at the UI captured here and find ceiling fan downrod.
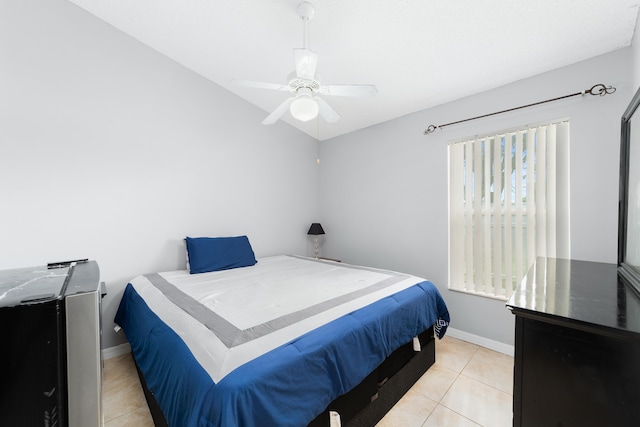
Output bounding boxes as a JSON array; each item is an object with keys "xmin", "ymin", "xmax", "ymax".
[{"xmin": 297, "ymin": 1, "xmax": 315, "ymax": 49}]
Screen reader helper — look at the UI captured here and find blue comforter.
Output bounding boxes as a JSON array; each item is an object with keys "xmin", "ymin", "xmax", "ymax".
[{"xmin": 115, "ymin": 280, "xmax": 449, "ymax": 427}]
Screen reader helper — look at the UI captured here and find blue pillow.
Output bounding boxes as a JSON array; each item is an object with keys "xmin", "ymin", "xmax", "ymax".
[{"xmin": 185, "ymin": 236, "xmax": 257, "ymax": 274}]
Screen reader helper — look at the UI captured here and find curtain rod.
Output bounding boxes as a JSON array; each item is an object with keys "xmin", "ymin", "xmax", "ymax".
[{"xmin": 423, "ymin": 83, "xmax": 616, "ymax": 135}]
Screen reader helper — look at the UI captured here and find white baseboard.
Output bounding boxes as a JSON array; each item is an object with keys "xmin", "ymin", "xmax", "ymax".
[
  {"xmin": 445, "ymin": 327, "xmax": 514, "ymax": 357},
  {"xmin": 102, "ymin": 343, "xmax": 131, "ymax": 360}
]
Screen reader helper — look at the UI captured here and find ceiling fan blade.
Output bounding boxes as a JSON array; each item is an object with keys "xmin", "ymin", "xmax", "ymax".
[
  {"xmin": 315, "ymin": 97, "xmax": 341, "ymax": 123},
  {"xmin": 319, "ymin": 84, "xmax": 378, "ymax": 97},
  {"xmin": 293, "ymin": 48, "xmax": 318, "ymax": 80},
  {"xmin": 262, "ymin": 97, "xmax": 295, "ymax": 125},
  {"xmin": 231, "ymin": 79, "xmax": 289, "ymax": 92}
]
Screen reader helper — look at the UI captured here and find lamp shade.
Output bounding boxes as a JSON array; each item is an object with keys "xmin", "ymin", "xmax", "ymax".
[
  {"xmin": 307, "ymin": 223, "xmax": 325, "ymax": 235},
  {"xmin": 290, "ymin": 95, "xmax": 319, "ymax": 122}
]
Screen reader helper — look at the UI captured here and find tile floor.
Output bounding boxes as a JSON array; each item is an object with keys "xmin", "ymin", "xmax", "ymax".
[{"xmin": 102, "ymin": 336, "xmax": 513, "ymax": 427}]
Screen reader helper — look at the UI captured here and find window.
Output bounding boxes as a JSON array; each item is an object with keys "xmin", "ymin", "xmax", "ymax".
[{"xmin": 448, "ymin": 120, "xmax": 570, "ymax": 299}]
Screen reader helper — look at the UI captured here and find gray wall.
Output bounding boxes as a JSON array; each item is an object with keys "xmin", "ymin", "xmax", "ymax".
[
  {"xmin": 319, "ymin": 48, "xmax": 633, "ymax": 346},
  {"xmin": 0, "ymin": 0, "xmax": 319, "ymax": 349},
  {"xmin": 633, "ymin": 7, "xmax": 640, "ymax": 90},
  {"xmin": 1, "ymin": 0, "xmax": 636, "ymax": 351}
]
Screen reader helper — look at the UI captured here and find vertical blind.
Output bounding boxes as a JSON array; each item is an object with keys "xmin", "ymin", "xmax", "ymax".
[{"xmin": 448, "ymin": 120, "xmax": 570, "ymax": 299}]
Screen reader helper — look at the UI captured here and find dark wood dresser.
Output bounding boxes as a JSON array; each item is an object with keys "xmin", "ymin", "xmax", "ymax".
[{"xmin": 506, "ymin": 257, "xmax": 640, "ymax": 427}]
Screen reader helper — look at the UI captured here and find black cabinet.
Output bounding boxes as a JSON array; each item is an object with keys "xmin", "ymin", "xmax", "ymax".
[
  {"xmin": 0, "ymin": 261, "xmax": 103, "ymax": 427},
  {"xmin": 507, "ymin": 258, "xmax": 640, "ymax": 427}
]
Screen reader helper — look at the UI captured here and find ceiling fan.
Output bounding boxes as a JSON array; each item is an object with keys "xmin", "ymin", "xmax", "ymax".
[{"xmin": 232, "ymin": 1, "xmax": 378, "ymax": 125}]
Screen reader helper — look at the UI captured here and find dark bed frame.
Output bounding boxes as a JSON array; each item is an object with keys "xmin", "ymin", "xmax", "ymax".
[{"xmin": 133, "ymin": 326, "xmax": 436, "ymax": 427}]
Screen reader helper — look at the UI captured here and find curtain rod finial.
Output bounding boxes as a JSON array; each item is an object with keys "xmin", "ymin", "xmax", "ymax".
[
  {"xmin": 424, "ymin": 124, "xmax": 438, "ymax": 135},
  {"xmin": 587, "ymin": 83, "xmax": 616, "ymax": 96}
]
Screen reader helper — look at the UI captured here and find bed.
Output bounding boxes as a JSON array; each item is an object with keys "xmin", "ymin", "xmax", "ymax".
[{"xmin": 115, "ymin": 237, "xmax": 450, "ymax": 427}]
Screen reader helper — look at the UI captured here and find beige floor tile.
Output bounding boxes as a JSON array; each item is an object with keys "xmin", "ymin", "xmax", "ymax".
[
  {"xmin": 423, "ymin": 404, "xmax": 482, "ymax": 427},
  {"xmin": 435, "ymin": 336, "xmax": 479, "ymax": 373},
  {"xmin": 102, "ymin": 356, "xmax": 148, "ymax": 423},
  {"xmin": 411, "ymin": 363, "xmax": 459, "ymax": 403},
  {"xmin": 102, "ymin": 380, "xmax": 148, "ymax": 422},
  {"xmin": 440, "ymin": 374, "xmax": 512, "ymax": 427},
  {"xmin": 103, "ymin": 353, "xmax": 138, "ymax": 395},
  {"xmin": 104, "ymin": 406, "xmax": 155, "ymax": 427},
  {"xmin": 375, "ymin": 388, "xmax": 438, "ymax": 427},
  {"xmin": 461, "ymin": 347, "xmax": 514, "ymax": 395}
]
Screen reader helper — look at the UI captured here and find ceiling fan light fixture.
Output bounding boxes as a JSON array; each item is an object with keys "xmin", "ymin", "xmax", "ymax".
[
  {"xmin": 232, "ymin": 1, "xmax": 376, "ymax": 125},
  {"xmin": 290, "ymin": 94, "xmax": 318, "ymax": 121}
]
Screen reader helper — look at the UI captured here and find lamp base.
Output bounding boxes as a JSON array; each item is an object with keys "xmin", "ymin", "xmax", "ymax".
[{"xmin": 313, "ymin": 237, "xmax": 320, "ymax": 258}]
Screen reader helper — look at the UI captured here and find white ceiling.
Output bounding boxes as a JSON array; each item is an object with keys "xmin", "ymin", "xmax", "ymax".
[{"xmin": 67, "ymin": 0, "xmax": 640, "ymax": 141}]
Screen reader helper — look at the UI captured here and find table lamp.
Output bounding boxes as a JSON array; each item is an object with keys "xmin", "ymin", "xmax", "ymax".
[{"xmin": 307, "ymin": 223, "xmax": 325, "ymax": 258}]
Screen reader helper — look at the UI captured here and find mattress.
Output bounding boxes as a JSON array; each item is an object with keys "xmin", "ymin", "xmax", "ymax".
[{"xmin": 115, "ymin": 255, "xmax": 449, "ymax": 427}]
